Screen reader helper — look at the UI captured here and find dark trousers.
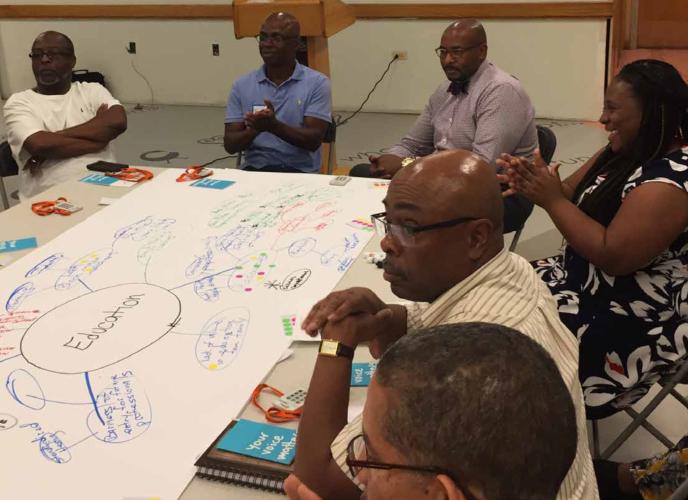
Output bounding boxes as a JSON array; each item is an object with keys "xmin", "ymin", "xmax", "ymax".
[
  {"xmin": 243, "ymin": 165, "xmax": 305, "ymax": 174},
  {"xmin": 349, "ymin": 163, "xmax": 533, "ymax": 234}
]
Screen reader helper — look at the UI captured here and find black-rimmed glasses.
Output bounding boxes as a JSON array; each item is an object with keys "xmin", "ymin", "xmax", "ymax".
[
  {"xmin": 345, "ymin": 434, "xmax": 477, "ymax": 500},
  {"xmin": 256, "ymin": 33, "xmax": 297, "ymax": 44},
  {"xmin": 29, "ymin": 50, "xmax": 73, "ymax": 61},
  {"xmin": 434, "ymin": 43, "xmax": 483, "ymax": 59},
  {"xmin": 370, "ymin": 212, "xmax": 478, "ymax": 246}
]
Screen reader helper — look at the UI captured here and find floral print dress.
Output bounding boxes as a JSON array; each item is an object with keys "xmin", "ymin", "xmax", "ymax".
[{"xmin": 534, "ymin": 146, "xmax": 688, "ymax": 419}]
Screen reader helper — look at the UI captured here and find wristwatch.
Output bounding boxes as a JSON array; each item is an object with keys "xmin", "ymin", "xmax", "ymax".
[
  {"xmin": 401, "ymin": 157, "xmax": 416, "ymax": 168},
  {"xmin": 319, "ymin": 339, "xmax": 354, "ymax": 359}
]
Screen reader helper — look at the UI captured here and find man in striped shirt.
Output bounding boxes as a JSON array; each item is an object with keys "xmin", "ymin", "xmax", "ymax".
[
  {"xmin": 350, "ymin": 19, "xmax": 537, "ymax": 234},
  {"xmin": 295, "ymin": 150, "xmax": 598, "ymax": 499}
]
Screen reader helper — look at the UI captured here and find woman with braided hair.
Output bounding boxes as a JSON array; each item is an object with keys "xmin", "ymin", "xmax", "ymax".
[
  {"xmin": 499, "ymin": 59, "xmax": 688, "ymax": 498},
  {"xmin": 500, "ymin": 59, "xmax": 688, "ymax": 418}
]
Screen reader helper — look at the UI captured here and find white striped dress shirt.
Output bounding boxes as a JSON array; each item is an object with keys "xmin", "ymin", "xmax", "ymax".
[{"xmin": 330, "ymin": 249, "xmax": 599, "ymax": 500}]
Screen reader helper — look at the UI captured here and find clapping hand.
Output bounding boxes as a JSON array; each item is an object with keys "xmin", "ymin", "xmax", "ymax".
[
  {"xmin": 244, "ymin": 99, "xmax": 278, "ymax": 132},
  {"xmin": 496, "ymin": 149, "xmax": 564, "ymax": 209}
]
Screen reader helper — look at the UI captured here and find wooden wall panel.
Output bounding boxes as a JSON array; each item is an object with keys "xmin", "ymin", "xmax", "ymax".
[
  {"xmin": 0, "ymin": 3, "xmax": 614, "ymax": 20},
  {"xmin": 637, "ymin": 0, "xmax": 688, "ymax": 49}
]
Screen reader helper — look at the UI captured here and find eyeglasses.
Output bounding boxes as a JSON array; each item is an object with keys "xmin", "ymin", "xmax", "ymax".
[
  {"xmin": 434, "ymin": 44, "xmax": 483, "ymax": 59},
  {"xmin": 345, "ymin": 434, "xmax": 477, "ymax": 500},
  {"xmin": 256, "ymin": 33, "xmax": 297, "ymax": 44},
  {"xmin": 29, "ymin": 49, "xmax": 73, "ymax": 61},
  {"xmin": 370, "ymin": 212, "xmax": 478, "ymax": 247}
]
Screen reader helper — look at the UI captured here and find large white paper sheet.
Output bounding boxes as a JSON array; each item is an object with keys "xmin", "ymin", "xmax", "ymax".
[{"xmin": 0, "ymin": 169, "xmax": 385, "ymax": 499}]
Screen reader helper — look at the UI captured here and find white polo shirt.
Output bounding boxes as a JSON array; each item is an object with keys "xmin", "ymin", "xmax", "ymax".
[{"xmin": 3, "ymin": 82, "xmax": 121, "ymax": 199}]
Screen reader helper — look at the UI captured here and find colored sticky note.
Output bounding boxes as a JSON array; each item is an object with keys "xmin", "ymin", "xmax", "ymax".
[
  {"xmin": 0, "ymin": 237, "xmax": 38, "ymax": 253},
  {"xmin": 281, "ymin": 315, "xmax": 297, "ymax": 337},
  {"xmin": 350, "ymin": 362, "xmax": 378, "ymax": 387},
  {"xmin": 190, "ymin": 178, "xmax": 235, "ymax": 190},
  {"xmin": 80, "ymin": 173, "xmax": 120, "ymax": 186},
  {"xmin": 217, "ymin": 419, "xmax": 297, "ymax": 465}
]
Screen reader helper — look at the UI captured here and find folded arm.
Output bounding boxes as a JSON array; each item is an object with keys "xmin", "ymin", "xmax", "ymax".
[
  {"xmin": 22, "ymin": 132, "xmax": 108, "ymax": 161},
  {"xmin": 58, "ymin": 104, "xmax": 127, "ymax": 143}
]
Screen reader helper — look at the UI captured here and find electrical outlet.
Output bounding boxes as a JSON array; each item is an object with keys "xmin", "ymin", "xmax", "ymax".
[
  {"xmin": 212, "ymin": 43, "xmax": 220, "ymax": 56},
  {"xmin": 127, "ymin": 42, "xmax": 137, "ymax": 54},
  {"xmin": 392, "ymin": 51, "xmax": 407, "ymax": 60}
]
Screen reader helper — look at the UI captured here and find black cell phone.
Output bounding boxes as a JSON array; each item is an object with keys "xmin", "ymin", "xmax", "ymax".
[{"xmin": 86, "ymin": 160, "xmax": 128, "ymax": 173}]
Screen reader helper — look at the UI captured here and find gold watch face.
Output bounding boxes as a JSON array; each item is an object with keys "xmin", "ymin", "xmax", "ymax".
[
  {"xmin": 401, "ymin": 157, "xmax": 416, "ymax": 167},
  {"xmin": 320, "ymin": 339, "xmax": 340, "ymax": 357}
]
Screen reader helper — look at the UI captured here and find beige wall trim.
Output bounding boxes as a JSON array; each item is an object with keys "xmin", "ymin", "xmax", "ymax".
[{"xmin": 0, "ymin": 3, "xmax": 613, "ymax": 20}]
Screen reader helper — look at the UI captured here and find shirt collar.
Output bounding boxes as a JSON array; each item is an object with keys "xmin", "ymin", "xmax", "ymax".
[
  {"xmin": 257, "ymin": 62, "xmax": 305, "ymax": 85},
  {"xmin": 446, "ymin": 59, "xmax": 490, "ymax": 96},
  {"xmin": 420, "ymin": 248, "xmax": 513, "ymax": 323}
]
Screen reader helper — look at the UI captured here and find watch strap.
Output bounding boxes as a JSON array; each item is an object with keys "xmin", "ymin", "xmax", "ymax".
[{"xmin": 319, "ymin": 339, "xmax": 354, "ymax": 359}]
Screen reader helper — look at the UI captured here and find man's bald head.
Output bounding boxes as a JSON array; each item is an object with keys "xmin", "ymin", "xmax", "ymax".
[
  {"xmin": 380, "ymin": 150, "xmax": 505, "ymax": 302},
  {"xmin": 443, "ymin": 19, "xmax": 487, "ymax": 46},
  {"xmin": 438, "ymin": 20, "xmax": 487, "ymax": 82},
  {"xmin": 33, "ymin": 31, "xmax": 74, "ymax": 54},
  {"xmin": 397, "ymin": 150, "xmax": 504, "ymax": 233},
  {"xmin": 263, "ymin": 12, "xmax": 300, "ymax": 38}
]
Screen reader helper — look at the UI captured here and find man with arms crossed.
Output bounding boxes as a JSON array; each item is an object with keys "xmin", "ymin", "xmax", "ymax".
[
  {"xmin": 295, "ymin": 150, "xmax": 598, "ymax": 499},
  {"xmin": 4, "ymin": 31, "xmax": 127, "ymax": 199}
]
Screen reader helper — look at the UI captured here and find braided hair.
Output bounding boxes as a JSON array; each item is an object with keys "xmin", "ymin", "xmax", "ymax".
[{"xmin": 572, "ymin": 59, "xmax": 688, "ymax": 226}]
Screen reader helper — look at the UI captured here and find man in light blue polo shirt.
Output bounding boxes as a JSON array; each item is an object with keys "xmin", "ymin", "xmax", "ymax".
[{"xmin": 223, "ymin": 12, "xmax": 332, "ymax": 173}]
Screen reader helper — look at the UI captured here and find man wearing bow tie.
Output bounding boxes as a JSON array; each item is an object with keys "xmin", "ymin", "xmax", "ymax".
[{"xmin": 351, "ymin": 19, "xmax": 537, "ymax": 233}]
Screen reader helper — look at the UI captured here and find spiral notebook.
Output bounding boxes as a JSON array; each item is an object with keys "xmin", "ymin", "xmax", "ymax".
[{"xmin": 194, "ymin": 419, "xmax": 294, "ymax": 493}]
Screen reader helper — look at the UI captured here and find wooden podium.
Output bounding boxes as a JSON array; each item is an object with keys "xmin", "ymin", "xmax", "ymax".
[{"xmin": 233, "ymin": 0, "xmax": 355, "ymax": 173}]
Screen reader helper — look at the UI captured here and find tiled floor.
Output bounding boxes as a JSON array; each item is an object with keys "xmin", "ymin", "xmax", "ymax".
[{"xmin": 2, "ymin": 105, "xmax": 686, "ymax": 465}]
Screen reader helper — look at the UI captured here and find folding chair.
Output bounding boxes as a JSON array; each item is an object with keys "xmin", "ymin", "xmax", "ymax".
[
  {"xmin": 0, "ymin": 141, "xmax": 19, "ymax": 210},
  {"xmin": 591, "ymin": 355, "xmax": 688, "ymax": 459},
  {"xmin": 508, "ymin": 125, "xmax": 557, "ymax": 252}
]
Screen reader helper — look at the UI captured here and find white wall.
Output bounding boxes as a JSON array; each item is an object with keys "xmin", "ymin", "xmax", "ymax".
[{"xmin": 0, "ymin": 2, "xmax": 608, "ymax": 120}]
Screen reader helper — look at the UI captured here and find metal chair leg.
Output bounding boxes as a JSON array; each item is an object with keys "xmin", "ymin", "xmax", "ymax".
[
  {"xmin": 600, "ymin": 358, "xmax": 688, "ymax": 459},
  {"xmin": 591, "ymin": 419, "xmax": 600, "ymax": 459},
  {"xmin": 0, "ymin": 176, "xmax": 9, "ymax": 210},
  {"xmin": 509, "ymin": 228, "xmax": 522, "ymax": 252},
  {"xmin": 326, "ymin": 143, "xmax": 335, "ymax": 175},
  {"xmin": 625, "ymin": 407, "xmax": 676, "ymax": 449},
  {"xmin": 669, "ymin": 388, "xmax": 688, "ymax": 409}
]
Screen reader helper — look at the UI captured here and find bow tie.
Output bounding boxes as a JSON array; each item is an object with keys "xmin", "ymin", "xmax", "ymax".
[{"xmin": 448, "ymin": 80, "xmax": 469, "ymax": 95}]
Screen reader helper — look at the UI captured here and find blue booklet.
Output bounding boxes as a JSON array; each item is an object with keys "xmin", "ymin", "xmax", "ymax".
[
  {"xmin": 351, "ymin": 361, "xmax": 378, "ymax": 387},
  {"xmin": 190, "ymin": 178, "xmax": 235, "ymax": 190},
  {"xmin": 195, "ymin": 419, "xmax": 292, "ymax": 493},
  {"xmin": 216, "ymin": 419, "xmax": 296, "ymax": 465},
  {"xmin": 0, "ymin": 237, "xmax": 38, "ymax": 253}
]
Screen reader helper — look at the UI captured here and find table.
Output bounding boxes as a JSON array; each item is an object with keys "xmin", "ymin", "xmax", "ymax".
[{"xmin": 0, "ymin": 167, "xmax": 397, "ymax": 499}]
